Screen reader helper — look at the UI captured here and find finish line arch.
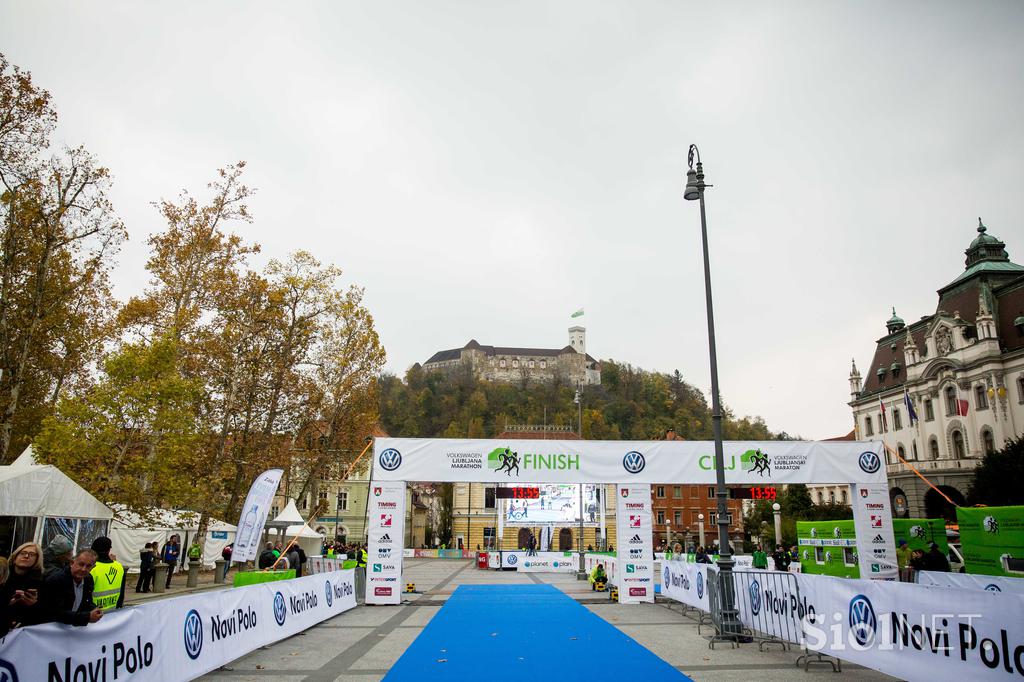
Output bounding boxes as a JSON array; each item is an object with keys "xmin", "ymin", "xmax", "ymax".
[{"xmin": 367, "ymin": 438, "xmax": 895, "ymax": 604}]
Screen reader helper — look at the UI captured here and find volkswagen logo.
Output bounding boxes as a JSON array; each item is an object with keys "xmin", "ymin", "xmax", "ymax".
[
  {"xmin": 622, "ymin": 451, "xmax": 646, "ymax": 474},
  {"xmin": 985, "ymin": 584, "xmax": 1002, "ymax": 592},
  {"xmin": 848, "ymin": 594, "xmax": 877, "ymax": 647},
  {"xmin": 696, "ymin": 572, "xmax": 704, "ymax": 599},
  {"xmin": 749, "ymin": 579, "xmax": 762, "ymax": 616},
  {"xmin": 858, "ymin": 451, "xmax": 881, "ymax": 474},
  {"xmin": 0, "ymin": 660, "xmax": 19, "ymax": 682},
  {"xmin": 379, "ymin": 448, "xmax": 402, "ymax": 472},
  {"xmin": 273, "ymin": 591, "xmax": 287, "ymax": 626},
  {"xmin": 325, "ymin": 581, "xmax": 334, "ymax": 607},
  {"xmin": 663, "ymin": 566, "xmax": 671, "ymax": 589},
  {"xmin": 183, "ymin": 609, "xmax": 203, "ymax": 660},
  {"xmin": 507, "ymin": 554, "xmax": 517, "ymax": 565}
]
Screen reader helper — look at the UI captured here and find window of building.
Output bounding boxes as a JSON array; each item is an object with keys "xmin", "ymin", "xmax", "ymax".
[
  {"xmin": 483, "ymin": 527, "xmax": 496, "ymax": 549},
  {"xmin": 271, "ymin": 505, "xmax": 279, "ymax": 518},
  {"xmin": 499, "ymin": 359, "xmax": 506, "ymax": 368},
  {"xmin": 540, "ymin": 360, "xmax": 546, "ymax": 369},
  {"xmin": 708, "ymin": 512, "xmax": 717, "ymax": 525},
  {"xmin": 945, "ymin": 387, "xmax": 958, "ymax": 416},
  {"xmin": 829, "ymin": 491, "xmax": 836, "ymax": 504},
  {"xmin": 897, "ymin": 444, "xmax": 905, "ymax": 463},
  {"xmin": 982, "ymin": 429, "xmax": 995, "ymax": 455},
  {"xmin": 690, "ymin": 487, "xmax": 698, "ymax": 498},
  {"xmin": 656, "ymin": 486, "xmax": 665, "ymax": 498},
  {"xmin": 318, "ymin": 490, "xmax": 328, "ymax": 504},
  {"xmin": 674, "ymin": 510, "xmax": 682, "ymax": 525},
  {"xmin": 893, "ymin": 409, "xmax": 902, "ymax": 431},
  {"xmin": 512, "ymin": 359, "xmax": 519, "ymax": 368},
  {"xmin": 952, "ymin": 430, "xmax": 966, "ymax": 459},
  {"xmin": 337, "ymin": 491, "xmax": 348, "ymax": 511},
  {"xmin": 673, "ymin": 486, "xmax": 682, "ymax": 498},
  {"xmin": 864, "ymin": 416, "xmax": 873, "ymax": 436},
  {"xmin": 1018, "ymin": 375, "xmax": 1024, "ymax": 403},
  {"xmin": 485, "ymin": 487, "xmax": 496, "ymax": 509},
  {"xmin": 817, "ymin": 492, "xmax": 824, "ymax": 504},
  {"xmin": 925, "ymin": 399, "xmax": 935, "ymax": 421},
  {"xmin": 657, "ymin": 510, "xmax": 666, "ymax": 524},
  {"xmin": 912, "ymin": 441, "xmax": 918, "ymax": 460},
  {"xmin": 841, "ymin": 490, "xmax": 848, "ymax": 504},
  {"xmin": 929, "ymin": 437, "xmax": 940, "ymax": 460},
  {"xmin": 529, "ymin": 360, "xmax": 535, "ymax": 368},
  {"xmin": 975, "ymin": 385, "xmax": 988, "ymax": 410},
  {"xmin": 707, "ymin": 486, "xmax": 715, "ymax": 499}
]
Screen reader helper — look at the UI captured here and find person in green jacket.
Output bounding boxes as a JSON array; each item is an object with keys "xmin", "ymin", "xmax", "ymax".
[
  {"xmin": 896, "ymin": 539, "xmax": 912, "ymax": 581},
  {"xmin": 752, "ymin": 544, "xmax": 768, "ymax": 569},
  {"xmin": 589, "ymin": 563, "xmax": 607, "ymax": 590}
]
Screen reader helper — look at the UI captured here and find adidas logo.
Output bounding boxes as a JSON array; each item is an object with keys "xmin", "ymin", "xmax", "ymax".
[
  {"xmin": 629, "ymin": 534, "xmax": 643, "ymax": 544},
  {"xmin": 379, "ymin": 534, "xmax": 392, "ymax": 544},
  {"xmin": 871, "ymin": 534, "xmax": 884, "ymax": 544}
]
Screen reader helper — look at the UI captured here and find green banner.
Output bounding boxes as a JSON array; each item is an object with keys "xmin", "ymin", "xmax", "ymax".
[
  {"xmin": 957, "ymin": 506, "xmax": 1024, "ymax": 577},
  {"xmin": 892, "ymin": 518, "xmax": 948, "ymax": 554},
  {"xmin": 232, "ymin": 569, "xmax": 295, "ymax": 587},
  {"xmin": 796, "ymin": 520, "xmax": 859, "ymax": 578}
]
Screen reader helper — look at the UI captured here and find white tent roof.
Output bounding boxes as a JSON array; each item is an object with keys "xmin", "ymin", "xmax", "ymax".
[
  {"xmin": 285, "ymin": 524, "xmax": 323, "ymax": 539},
  {"xmin": 109, "ymin": 506, "xmax": 236, "ymax": 532},
  {"xmin": 0, "ymin": 448, "xmax": 113, "ymax": 520},
  {"xmin": 271, "ymin": 498, "xmax": 306, "ymax": 525}
]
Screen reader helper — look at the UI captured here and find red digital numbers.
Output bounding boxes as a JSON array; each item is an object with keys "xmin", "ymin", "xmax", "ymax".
[
  {"xmin": 750, "ymin": 486, "xmax": 777, "ymax": 501},
  {"xmin": 513, "ymin": 487, "xmax": 540, "ymax": 499}
]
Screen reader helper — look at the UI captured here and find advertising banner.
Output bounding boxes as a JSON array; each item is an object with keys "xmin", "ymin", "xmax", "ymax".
[
  {"xmin": 661, "ymin": 560, "xmax": 714, "ymax": 611},
  {"xmin": 850, "ymin": 483, "xmax": 898, "ymax": 580},
  {"xmin": 917, "ymin": 570, "xmax": 1024, "ymax": 595},
  {"xmin": 616, "ymin": 484, "xmax": 654, "ymax": 603},
  {"xmin": 372, "ymin": 438, "xmax": 886, "ymax": 485},
  {"xmin": 232, "ymin": 469, "xmax": 283, "ymax": 563},
  {"xmin": 518, "ymin": 553, "xmax": 578, "ymax": 573},
  {"xmin": 797, "ymin": 520, "xmax": 860, "ymax": 578},
  {"xmin": 0, "ymin": 570, "xmax": 356, "ymax": 681},
  {"xmin": 957, "ymin": 506, "xmax": 1024, "ymax": 577},
  {"xmin": 365, "ymin": 482, "xmax": 406, "ymax": 605},
  {"xmin": 503, "ymin": 483, "xmax": 601, "ymax": 527}
]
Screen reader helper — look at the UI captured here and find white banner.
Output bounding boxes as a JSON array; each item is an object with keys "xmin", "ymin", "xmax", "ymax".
[
  {"xmin": 519, "ymin": 554, "xmax": 578, "ymax": 573},
  {"xmin": 365, "ymin": 482, "xmax": 405, "ymax": 605},
  {"xmin": 661, "ymin": 560, "xmax": 715, "ymax": 611},
  {"xmin": 232, "ymin": 469, "xmax": 283, "ymax": 563},
  {"xmin": 0, "ymin": 570, "xmax": 356, "ymax": 681},
  {"xmin": 372, "ymin": 438, "xmax": 886, "ymax": 484},
  {"xmin": 617, "ymin": 484, "xmax": 654, "ymax": 603},
  {"xmin": 917, "ymin": 571, "xmax": 1024, "ymax": 595},
  {"xmin": 851, "ymin": 483, "xmax": 898, "ymax": 580}
]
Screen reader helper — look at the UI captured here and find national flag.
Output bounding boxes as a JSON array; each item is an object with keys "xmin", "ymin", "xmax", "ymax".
[
  {"xmin": 878, "ymin": 397, "xmax": 888, "ymax": 432},
  {"xmin": 571, "ymin": 308, "xmax": 584, "ymax": 318},
  {"xmin": 903, "ymin": 389, "xmax": 918, "ymax": 425},
  {"xmin": 956, "ymin": 397, "xmax": 970, "ymax": 417}
]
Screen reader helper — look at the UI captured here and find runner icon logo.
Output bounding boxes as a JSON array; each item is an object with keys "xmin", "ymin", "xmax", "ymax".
[
  {"xmin": 273, "ymin": 592, "xmax": 287, "ymax": 626},
  {"xmin": 0, "ymin": 660, "xmax": 17, "ymax": 682},
  {"xmin": 858, "ymin": 451, "xmax": 881, "ymax": 474},
  {"xmin": 622, "ymin": 451, "xmax": 645, "ymax": 474},
  {"xmin": 749, "ymin": 579, "xmax": 762, "ymax": 616},
  {"xmin": 183, "ymin": 609, "xmax": 203, "ymax": 660},
  {"xmin": 984, "ymin": 516, "xmax": 999, "ymax": 533},
  {"xmin": 848, "ymin": 594, "xmax": 876, "ymax": 646},
  {"xmin": 379, "ymin": 448, "xmax": 402, "ymax": 471}
]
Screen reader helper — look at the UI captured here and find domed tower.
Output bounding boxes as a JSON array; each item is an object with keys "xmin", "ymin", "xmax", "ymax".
[
  {"xmin": 885, "ymin": 307, "xmax": 905, "ymax": 335},
  {"xmin": 965, "ymin": 218, "xmax": 1009, "ymax": 267}
]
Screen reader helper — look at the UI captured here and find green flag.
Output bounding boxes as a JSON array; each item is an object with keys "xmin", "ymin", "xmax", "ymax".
[{"xmin": 571, "ymin": 308, "xmax": 584, "ymax": 318}]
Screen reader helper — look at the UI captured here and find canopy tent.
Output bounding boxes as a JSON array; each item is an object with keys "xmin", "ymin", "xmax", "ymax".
[
  {"xmin": 0, "ymin": 447, "xmax": 113, "ymax": 556},
  {"xmin": 283, "ymin": 523, "xmax": 324, "ymax": 558},
  {"xmin": 264, "ymin": 499, "xmax": 323, "ymax": 558},
  {"xmin": 109, "ymin": 507, "xmax": 236, "ymax": 571}
]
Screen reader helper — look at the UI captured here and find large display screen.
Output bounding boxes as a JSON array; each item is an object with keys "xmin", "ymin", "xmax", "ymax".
[{"xmin": 502, "ymin": 483, "xmax": 601, "ymax": 526}]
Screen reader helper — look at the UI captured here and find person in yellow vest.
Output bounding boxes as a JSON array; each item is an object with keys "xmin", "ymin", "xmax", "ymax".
[{"xmin": 89, "ymin": 537, "xmax": 125, "ymax": 612}]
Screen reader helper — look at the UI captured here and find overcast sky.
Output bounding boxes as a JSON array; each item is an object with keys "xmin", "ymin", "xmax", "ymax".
[{"xmin": 2, "ymin": 2, "xmax": 1022, "ymax": 440}]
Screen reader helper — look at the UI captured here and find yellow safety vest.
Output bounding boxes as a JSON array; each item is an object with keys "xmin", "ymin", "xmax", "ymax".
[{"xmin": 91, "ymin": 560, "xmax": 125, "ymax": 611}]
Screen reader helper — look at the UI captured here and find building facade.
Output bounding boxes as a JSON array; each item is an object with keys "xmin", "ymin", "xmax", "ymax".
[
  {"xmin": 422, "ymin": 326, "xmax": 601, "ymax": 386},
  {"xmin": 848, "ymin": 220, "xmax": 1024, "ymax": 520}
]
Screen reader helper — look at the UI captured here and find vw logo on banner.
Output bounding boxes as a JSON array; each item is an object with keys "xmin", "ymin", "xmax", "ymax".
[
  {"xmin": 622, "ymin": 451, "xmax": 646, "ymax": 474},
  {"xmin": 183, "ymin": 609, "xmax": 203, "ymax": 660},
  {"xmin": 858, "ymin": 451, "xmax": 881, "ymax": 474},
  {"xmin": 749, "ymin": 579, "xmax": 762, "ymax": 616},
  {"xmin": 663, "ymin": 566, "xmax": 671, "ymax": 590},
  {"xmin": 379, "ymin": 448, "xmax": 402, "ymax": 472},
  {"xmin": 273, "ymin": 592, "xmax": 287, "ymax": 626},
  {"xmin": 849, "ymin": 594, "xmax": 877, "ymax": 647},
  {"xmin": 985, "ymin": 584, "xmax": 1002, "ymax": 592},
  {"xmin": 325, "ymin": 581, "xmax": 334, "ymax": 607},
  {"xmin": 696, "ymin": 572, "xmax": 704, "ymax": 599},
  {"xmin": 507, "ymin": 554, "xmax": 518, "ymax": 565},
  {"xmin": 0, "ymin": 659, "xmax": 20, "ymax": 682}
]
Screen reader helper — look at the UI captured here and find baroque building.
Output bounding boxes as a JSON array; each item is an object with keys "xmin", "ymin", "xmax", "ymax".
[
  {"xmin": 848, "ymin": 220, "xmax": 1024, "ymax": 520},
  {"xmin": 421, "ymin": 326, "xmax": 601, "ymax": 385}
]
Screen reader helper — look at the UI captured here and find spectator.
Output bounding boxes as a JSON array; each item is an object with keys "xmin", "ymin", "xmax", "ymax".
[
  {"xmin": 43, "ymin": 549, "xmax": 103, "ymax": 626},
  {"xmin": 589, "ymin": 563, "xmax": 607, "ymax": 590},
  {"xmin": 771, "ymin": 545, "xmax": 791, "ymax": 571},
  {"xmin": 752, "ymin": 544, "xmax": 769, "ymax": 569},
  {"xmin": 695, "ymin": 546, "xmax": 712, "ymax": 564},
  {"xmin": 90, "ymin": 536, "xmax": 125, "ymax": 612},
  {"xmin": 136, "ymin": 542, "xmax": 156, "ymax": 593},
  {"xmin": 161, "ymin": 535, "xmax": 181, "ymax": 589},
  {"xmin": 922, "ymin": 542, "xmax": 951, "ymax": 572},
  {"xmin": 896, "ymin": 539, "xmax": 912, "ymax": 581},
  {"xmin": 42, "ymin": 536, "xmax": 74, "ymax": 579},
  {"xmin": 258, "ymin": 542, "xmax": 277, "ymax": 569},
  {"xmin": 288, "ymin": 544, "xmax": 306, "ymax": 578},
  {"xmin": 0, "ymin": 542, "xmax": 46, "ymax": 634},
  {"xmin": 0, "ymin": 557, "xmax": 9, "ymax": 636},
  {"xmin": 221, "ymin": 543, "xmax": 233, "ymax": 579},
  {"xmin": 790, "ymin": 545, "xmax": 799, "ymax": 563},
  {"xmin": 910, "ymin": 548, "xmax": 925, "ymax": 572},
  {"xmin": 187, "ymin": 539, "xmax": 202, "ymax": 563}
]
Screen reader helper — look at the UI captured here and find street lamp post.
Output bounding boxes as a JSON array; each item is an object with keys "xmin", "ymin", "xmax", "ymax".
[
  {"xmin": 698, "ymin": 513, "xmax": 705, "ymax": 548},
  {"xmin": 684, "ymin": 143, "xmax": 740, "ymax": 639},
  {"xmin": 772, "ymin": 502, "xmax": 783, "ymax": 547},
  {"xmin": 665, "ymin": 521, "xmax": 672, "ymax": 552}
]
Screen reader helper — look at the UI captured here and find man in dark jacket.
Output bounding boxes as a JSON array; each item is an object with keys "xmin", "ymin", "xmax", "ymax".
[
  {"xmin": 771, "ymin": 546, "xmax": 791, "ymax": 571},
  {"xmin": 43, "ymin": 549, "xmax": 104, "ymax": 626},
  {"xmin": 258, "ymin": 542, "xmax": 277, "ymax": 569},
  {"xmin": 922, "ymin": 543, "xmax": 951, "ymax": 572},
  {"xmin": 42, "ymin": 536, "xmax": 74, "ymax": 579}
]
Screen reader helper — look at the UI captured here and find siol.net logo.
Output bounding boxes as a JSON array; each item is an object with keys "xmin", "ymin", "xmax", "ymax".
[
  {"xmin": 273, "ymin": 592, "xmax": 287, "ymax": 626},
  {"xmin": 858, "ymin": 451, "xmax": 881, "ymax": 474},
  {"xmin": 740, "ymin": 449, "xmax": 771, "ymax": 477},
  {"xmin": 749, "ymin": 579, "xmax": 762, "ymax": 616},
  {"xmin": 848, "ymin": 594, "xmax": 877, "ymax": 646},
  {"xmin": 325, "ymin": 581, "xmax": 333, "ymax": 607},
  {"xmin": 622, "ymin": 451, "xmax": 646, "ymax": 474},
  {"xmin": 0, "ymin": 660, "xmax": 17, "ymax": 682},
  {"xmin": 487, "ymin": 447, "xmax": 520, "ymax": 477},
  {"xmin": 183, "ymin": 608, "xmax": 203, "ymax": 660},
  {"xmin": 379, "ymin": 448, "xmax": 402, "ymax": 471}
]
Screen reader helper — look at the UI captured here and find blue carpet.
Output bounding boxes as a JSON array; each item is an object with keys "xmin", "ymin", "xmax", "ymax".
[{"xmin": 385, "ymin": 584, "xmax": 690, "ymax": 681}]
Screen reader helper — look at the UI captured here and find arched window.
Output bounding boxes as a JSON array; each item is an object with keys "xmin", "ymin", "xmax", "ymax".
[
  {"xmin": 499, "ymin": 359, "xmax": 506, "ymax": 368},
  {"xmin": 911, "ymin": 440, "xmax": 918, "ymax": 460},
  {"xmin": 841, "ymin": 490, "xmax": 848, "ymax": 504},
  {"xmin": 945, "ymin": 386, "xmax": 958, "ymax": 416},
  {"xmin": 864, "ymin": 415, "xmax": 874, "ymax": 436},
  {"xmin": 897, "ymin": 444, "xmax": 906, "ymax": 462},
  {"xmin": 829, "ymin": 491, "xmax": 836, "ymax": 504},
  {"xmin": 929, "ymin": 437, "xmax": 940, "ymax": 460},
  {"xmin": 952, "ymin": 430, "xmax": 966, "ymax": 459},
  {"xmin": 512, "ymin": 359, "xmax": 519, "ymax": 368},
  {"xmin": 817, "ymin": 492, "xmax": 824, "ymax": 504},
  {"xmin": 982, "ymin": 429, "xmax": 995, "ymax": 455}
]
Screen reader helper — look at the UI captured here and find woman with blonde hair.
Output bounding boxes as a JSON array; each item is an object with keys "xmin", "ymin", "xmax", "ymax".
[{"xmin": 1, "ymin": 542, "xmax": 45, "ymax": 635}]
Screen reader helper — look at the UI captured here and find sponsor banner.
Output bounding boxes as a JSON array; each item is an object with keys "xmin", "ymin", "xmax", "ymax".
[
  {"xmin": 957, "ymin": 506, "xmax": 1024, "ymax": 577},
  {"xmin": 917, "ymin": 570, "xmax": 1024, "ymax": 595},
  {"xmin": 519, "ymin": 554, "xmax": 578, "ymax": 573},
  {"xmin": 617, "ymin": 484, "xmax": 654, "ymax": 603},
  {"xmin": 232, "ymin": 469, "xmax": 283, "ymax": 563},
  {"xmin": 0, "ymin": 570, "xmax": 356, "ymax": 681},
  {"xmin": 661, "ymin": 560, "xmax": 715, "ymax": 611},
  {"xmin": 372, "ymin": 438, "xmax": 886, "ymax": 485},
  {"xmin": 366, "ymin": 483, "xmax": 406, "ymax": 605},
  {"xmin": 850, "ymin": 484, "xmax": 898, "ymax": 580}
]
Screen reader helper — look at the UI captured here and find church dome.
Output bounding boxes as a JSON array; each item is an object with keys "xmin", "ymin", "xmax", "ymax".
[{"xmin": 886, "ymin": 307, "xmax": 905, "ymax": 334}]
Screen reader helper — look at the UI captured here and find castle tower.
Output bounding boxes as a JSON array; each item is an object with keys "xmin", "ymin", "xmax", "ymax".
[
  {"xmin": 569, "ymin": 326, "xmax": 586, "ymax": 354},
  {"xmin": 848, "ymin": 358, "xmax": 862, "ymax": 398}
]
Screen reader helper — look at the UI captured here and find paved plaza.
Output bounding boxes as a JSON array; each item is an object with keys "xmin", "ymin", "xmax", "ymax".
[{"xmin": 199, "ymin": 559, "xmax": 897, "ymax": 682}]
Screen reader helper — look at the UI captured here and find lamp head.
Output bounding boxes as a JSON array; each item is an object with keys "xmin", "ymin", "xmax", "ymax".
[
  {"xmin": 684, "ymin": 168, "xmax": 701, "ymax": 201},
  {"xmin": 772, "ymin": 503, "xmax": 781, "ymax": 512}
]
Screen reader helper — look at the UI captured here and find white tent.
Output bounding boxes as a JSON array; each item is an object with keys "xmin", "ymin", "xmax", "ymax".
[
  {"xmin": 0, "ymin": 447, "xmax": 113, "ymax": 555},
  {"xmin": 266, "ymin": 499, "xmax": 323, "ymax": 558},
  {"xmin": 109, "ymin": 507, "xmax": 236, "ymax": 571}
]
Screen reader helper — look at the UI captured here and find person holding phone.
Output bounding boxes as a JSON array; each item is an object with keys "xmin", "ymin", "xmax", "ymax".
[{"xmin": 0, "ymin": 542, "xmax": 46, "ymax": 635}]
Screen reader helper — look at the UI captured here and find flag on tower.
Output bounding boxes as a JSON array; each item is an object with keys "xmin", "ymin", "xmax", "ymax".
[
  {"xmin": 903, "ymin": 388, "xmax": 918, "ymax": 425},
  {"xmin": 571, "ymin": 308, "xmax": 584, "ymax": 318},
  {"xmin": 878, "ymin": 397, "xmax": 888, "ymax": 432}
]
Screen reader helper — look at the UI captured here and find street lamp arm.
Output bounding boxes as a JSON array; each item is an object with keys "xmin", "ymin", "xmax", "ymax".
[{"xmin": 688, "ymin": 144, "xmax": 701, "ymax": 169}]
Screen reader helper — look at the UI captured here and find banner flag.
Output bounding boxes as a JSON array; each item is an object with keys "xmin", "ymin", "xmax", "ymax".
[
  {"xmin": 232, "ymin": 469, "xmax": 283, "ymax": 563},
  {"xmin": 616, "ymin": 484, "xmax": 654, "ymax": 603},
  {"xmin": 365, "ymin": 482, "xmax": 406, "ymax": 605}
]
